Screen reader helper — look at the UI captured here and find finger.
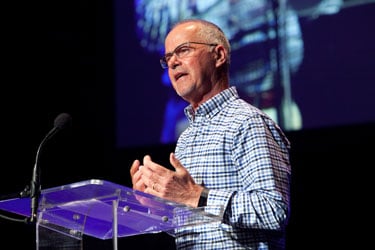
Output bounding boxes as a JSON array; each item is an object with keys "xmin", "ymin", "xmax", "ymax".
[
  {"xmin": 132, "ymin": 166, "xmax": 143, "ymax": 183},
  {"xmin": 139, "ymin": 171, "xmax": 154, "ymax": 187},
  {"xmin": 130, "ymin": 159, "xmax": 141, "ymax": 177},
  {"xmin": 133, "ymin": 177, "xmax": 146, "ymax": 192},
  {"xmin": 144, "ymin": 181, "xmax": 161, "ymax": 195},
  {"xmin": 143, "ymin": 155, "xmax": 169, "ymax": 176},
  {"xmin": 132, "ymin": 166, "xmax": 145, "ymax": 189}
]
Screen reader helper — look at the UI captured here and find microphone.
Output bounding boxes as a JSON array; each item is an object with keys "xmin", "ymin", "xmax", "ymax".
[{"xmin": 29, "ymin": 113, "xmax": 72, "ymax": 223}]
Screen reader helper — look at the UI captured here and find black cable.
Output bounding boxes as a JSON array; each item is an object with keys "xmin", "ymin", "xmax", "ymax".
[{"xmin": 0, "ymin": 212, "xmax": 29, "ymax": 224}]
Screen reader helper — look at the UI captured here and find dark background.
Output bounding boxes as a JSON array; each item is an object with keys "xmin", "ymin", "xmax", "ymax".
[{"xmin": 1, "ymin": 1, "xmax": 373, "ymax": 249}]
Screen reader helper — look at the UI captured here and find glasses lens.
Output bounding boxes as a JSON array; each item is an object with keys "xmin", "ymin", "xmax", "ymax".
[
  {"xmin": 160, "ymin": 42, "xmax": 216, "ymax": 69},
  {"xmin": 160, "ymin": 57, "xmax": 167, "ymax": 69}
]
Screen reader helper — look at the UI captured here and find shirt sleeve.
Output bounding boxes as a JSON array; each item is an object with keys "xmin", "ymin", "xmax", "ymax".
[{"xmin": 207, "ymin": 114, "xmax": 291, "ymax": 231}]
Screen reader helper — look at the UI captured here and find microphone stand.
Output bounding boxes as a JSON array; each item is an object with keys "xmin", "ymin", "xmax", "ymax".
[
  {"xmin": 0, "ymin": 127, "xmax": 58, "ymax": 224},
  {"xmin": 29, "ymin": 126, "xmax": 59, "ymax": 224},
  {"xmin": 0, "ymin": 113, "xmax": 71, "ymax": 224}
]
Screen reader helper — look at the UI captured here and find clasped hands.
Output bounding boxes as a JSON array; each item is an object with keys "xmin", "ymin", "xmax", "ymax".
[{"xmin": 130, "ymin": 153, "xmax": 203, "ymax": 207}]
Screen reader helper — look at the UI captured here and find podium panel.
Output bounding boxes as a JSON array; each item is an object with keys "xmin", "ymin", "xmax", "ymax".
[{"xmin": 0, "ymin": 179, "xmax": 223, "ymax": 250}]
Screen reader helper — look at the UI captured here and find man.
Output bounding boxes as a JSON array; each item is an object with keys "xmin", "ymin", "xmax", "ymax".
[{"xmin": 130, "ymin": 19, "xmax": 291, "ymax": 249}]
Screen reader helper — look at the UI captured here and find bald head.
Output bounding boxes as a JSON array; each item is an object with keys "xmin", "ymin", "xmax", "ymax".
[{"xmin": 167, "ymin": 19, "xmax": 231, "ymax": 66}]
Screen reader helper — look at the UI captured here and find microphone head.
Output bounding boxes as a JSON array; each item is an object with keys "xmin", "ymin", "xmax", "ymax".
[{"xmin": 54, "ymin": 113, "xmax": 72, "ymax": 130}]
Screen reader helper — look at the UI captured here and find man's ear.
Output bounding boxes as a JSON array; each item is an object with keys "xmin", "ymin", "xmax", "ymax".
[{"xmin": 214, "ymin": 45, "xmax": 227, "ymax": 67}]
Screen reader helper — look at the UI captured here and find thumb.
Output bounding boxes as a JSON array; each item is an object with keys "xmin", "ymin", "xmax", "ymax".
[
  {"xmin": 169, "ymin": 152, "xmax": 184, "ymax": 172},
  {"xmin": 143, "ymin": 154, "xmax": 152, "ymax": 164}
]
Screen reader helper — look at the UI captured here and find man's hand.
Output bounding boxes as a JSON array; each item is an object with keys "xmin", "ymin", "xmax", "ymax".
[{"xmin": 130, "ymin": 153, "xmax": 204, "ymax": 207}]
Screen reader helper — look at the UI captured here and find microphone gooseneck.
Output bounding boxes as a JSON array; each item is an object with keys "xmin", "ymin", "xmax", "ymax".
[{"xmin": 29, "ymin": 113, "xmax": 72, "ymax": 223}]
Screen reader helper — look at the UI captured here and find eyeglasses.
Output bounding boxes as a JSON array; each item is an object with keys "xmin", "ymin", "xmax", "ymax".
[{"xmin": 160, "ymin": 42, "xmax": 218, "ymax": 69}]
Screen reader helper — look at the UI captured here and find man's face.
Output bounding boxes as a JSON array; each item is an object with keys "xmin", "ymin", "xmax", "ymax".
[{"xmin": 164, "ymin": 22, "xmax": 217, "ymax": 106}]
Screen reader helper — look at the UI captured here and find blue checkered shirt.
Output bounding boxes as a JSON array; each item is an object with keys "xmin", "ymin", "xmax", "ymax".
[{"xmin": 174, "ymin": 86, "xmax": 291, "ymax": 249}]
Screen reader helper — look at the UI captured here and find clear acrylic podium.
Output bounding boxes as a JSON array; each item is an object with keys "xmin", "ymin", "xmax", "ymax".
[{"xmin": 0, "ymin": 179, "xmax": 223, "ymax": 250}]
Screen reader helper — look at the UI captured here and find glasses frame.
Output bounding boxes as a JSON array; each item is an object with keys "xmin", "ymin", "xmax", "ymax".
[{"xmin": 160, "ymin": 41, "xmax": 218, "ymax": 69}]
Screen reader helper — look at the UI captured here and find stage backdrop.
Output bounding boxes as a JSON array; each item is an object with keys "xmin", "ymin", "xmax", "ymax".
[{"xmin": 115, "ymin": 0, "xmax": 375, "ymax": 148}]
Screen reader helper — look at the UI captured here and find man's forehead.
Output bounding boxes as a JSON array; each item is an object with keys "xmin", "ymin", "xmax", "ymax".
[{"xmin": 166, "ymin": 24, "xmax": 198, "ymax": 47}]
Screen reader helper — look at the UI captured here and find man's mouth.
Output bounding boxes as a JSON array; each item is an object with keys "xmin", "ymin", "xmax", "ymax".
[{"xmin": 174, "ymin": 72, "xmax": 187, "ymax": 81}]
